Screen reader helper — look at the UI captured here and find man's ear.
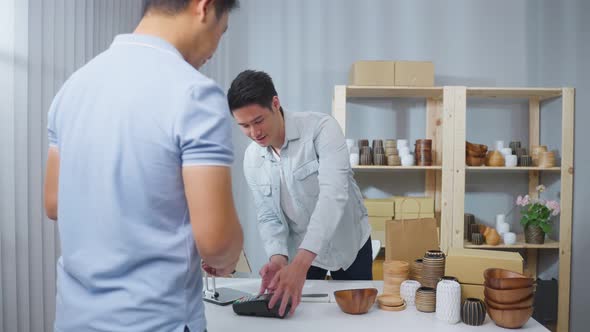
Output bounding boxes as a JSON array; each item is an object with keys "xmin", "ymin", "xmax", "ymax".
[
  {"xmin": 272, "ymin": 96, "xmax": 281, "ymax": 111},
  {"xmin": 193, "ymin": 0, "xmax": 215, "ymax": 23}
]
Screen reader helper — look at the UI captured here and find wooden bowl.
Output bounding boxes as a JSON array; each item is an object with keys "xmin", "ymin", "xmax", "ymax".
[
  {"xmin": 466, "ymin": 149, "xmax": 486, "ymax": 158},
  {"xmin": 466, "ymin": 141, "xmax": 488, "ymax": 154},
  {"xmin": 484, "ymin": 268, "xmax": 534, "ymax": 290},
  {"xmin": 334, "ymin": 288, "xmax": 378, "ymax": 315},
  {"xmin": 486, "ymin": 295, "xmax": 534, "ymax": 310},
  {"xmin": 487, "ymin": 305, "xmax": 533, "ymax": 329},
  {"xmin": 484, "ymin": 285, "xmax": 534, "ymax": 304},
  {"xmin": 467, "ymin": 155, "xmax": 485, "ymax": 166}
]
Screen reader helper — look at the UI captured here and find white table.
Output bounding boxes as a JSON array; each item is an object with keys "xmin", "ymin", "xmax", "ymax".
[{"xmin": 204, "ymin": 278, "xmax": 548, "ymax": 331}]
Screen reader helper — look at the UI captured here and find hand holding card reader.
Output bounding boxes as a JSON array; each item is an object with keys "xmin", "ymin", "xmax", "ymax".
[{"xmin": 232, "ymin": 293, "xmax": 291, "ymax": 319}]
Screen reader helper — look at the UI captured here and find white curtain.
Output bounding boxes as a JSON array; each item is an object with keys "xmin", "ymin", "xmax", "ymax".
[{"xmin": 0, "ymin": 1, "xmax": 143, "ymax": 331}]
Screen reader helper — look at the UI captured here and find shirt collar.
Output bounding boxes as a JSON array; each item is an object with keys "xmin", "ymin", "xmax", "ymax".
[
  {"xmin": 258, "ymin": 109, "xmax": 301, "ymax": 158},
  {"xmin": 111, "ymin": 34, "xmax": 184, "ymax": 60}
]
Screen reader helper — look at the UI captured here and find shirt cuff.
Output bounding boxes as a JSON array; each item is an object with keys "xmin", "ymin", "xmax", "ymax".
[
  {"xmin": 298, "ymin": 232, "xmax": 325, "ymax": 256},
  {"xmin": 265, "ymin": 240, "xmax": 289, "ymax": 259}
]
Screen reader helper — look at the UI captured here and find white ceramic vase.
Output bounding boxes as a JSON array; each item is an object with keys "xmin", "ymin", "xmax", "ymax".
[
  {"xmin": 400, "ymin": 280, "xmax": 421, "ymax": 306},
  {"xmin": 435, "ymin": 280, "xmax": 461, "ymax": 324}
]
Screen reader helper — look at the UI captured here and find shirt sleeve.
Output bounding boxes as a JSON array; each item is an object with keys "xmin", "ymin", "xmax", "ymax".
[
  {"xmin": 47, "ymin": 85, "xmax": 67, "ymax": 148},
  {"xmin": 175, "ymin": 81, "xmax": 234, "ymax": 167},
  {"xmin": 298, "ymin": 116, "xmax": 350, "ymax": 255}
]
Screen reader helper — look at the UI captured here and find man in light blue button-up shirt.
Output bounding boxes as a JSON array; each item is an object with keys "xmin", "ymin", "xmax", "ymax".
[
  {"xmin": 228, "ymin": 70, "xmax": 372, "ymax": 317},
  {"xmin": 43, "ymin": 1, "xmax": 243, "ymax": 331}
]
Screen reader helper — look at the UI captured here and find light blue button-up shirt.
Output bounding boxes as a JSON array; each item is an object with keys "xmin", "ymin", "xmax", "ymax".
[
  {"xmin": 243, "ymin": 111, "xmax": 371, "ymax": 271},
  {"xmin": 48, "ymin": 34, "xmax": 233, "ymax": 332}
]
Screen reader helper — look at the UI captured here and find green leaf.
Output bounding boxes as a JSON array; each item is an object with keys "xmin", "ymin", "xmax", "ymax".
[{"xmin": 540, "ymin": 223, "xmax": 552, "ymax": 234}]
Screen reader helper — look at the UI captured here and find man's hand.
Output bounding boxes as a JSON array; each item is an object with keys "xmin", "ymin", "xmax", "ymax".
[
  {"xmin": 259, "ymin": 255, "xmax": 288, "ymax": 294},
  {"xmin": 267, "ymin": 249, "xmax": 316, "ymax": 317}
]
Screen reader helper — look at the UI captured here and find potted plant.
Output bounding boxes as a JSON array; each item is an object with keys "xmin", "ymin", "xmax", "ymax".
[{"xmin": 516, "ymin": 185, "xmax": 560, "ymax": 244}]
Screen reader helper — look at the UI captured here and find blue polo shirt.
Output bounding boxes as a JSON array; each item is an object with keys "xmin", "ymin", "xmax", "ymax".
[{"xmin": 48, "ymin": 34, "xmax": 233, "ymax": 332}]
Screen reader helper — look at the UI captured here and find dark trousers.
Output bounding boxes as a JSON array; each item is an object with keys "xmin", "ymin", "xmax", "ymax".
[{"xmin": 306, "ymin": 237, "xmax": 373, "ymax": 280}]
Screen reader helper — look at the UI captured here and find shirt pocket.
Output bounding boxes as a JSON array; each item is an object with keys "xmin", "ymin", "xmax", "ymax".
[{"xmin": 293, "ymin": 159, "xmax": 320, "ymax": 196}]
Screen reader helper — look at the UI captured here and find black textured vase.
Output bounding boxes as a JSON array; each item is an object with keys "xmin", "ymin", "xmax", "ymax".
[
  {"xmin": 462, "ymin": 298, "xmax": 486, "ymax": 326},
  {"xmin": 525, "ymin": 225, "xmax": 545, "ymax": 244}
]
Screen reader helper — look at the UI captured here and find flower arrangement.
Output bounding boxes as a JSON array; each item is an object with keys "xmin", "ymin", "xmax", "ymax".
[{"xmin": 516, "ymin": 185, "xmax": 560, "ymax": 237}]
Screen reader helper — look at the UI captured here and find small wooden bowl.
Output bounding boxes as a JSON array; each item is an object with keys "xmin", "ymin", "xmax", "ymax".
[
  {"xmin": 467, "ymin": 155, "xmax": 485, "ymax": 166},
  {"xmin": 484, "ymin": 285, "xmax": 534, "ymax": 304},
  {"xmin": 466, "ymin": 141, "xmax": 488, "ymax": 153},
  {"xmin": 484, "ymin": 268, "xmax": 534, "ymax": 290},
  {"xmin": 487, "ymin": 305, "xmax": 533, "ymax": 329},
  {"xmin": 486, "ymin": 295, "xmax": 534, "ymax": 310},
  {"xmin": 334, "ymin": 288, "xmax": 378, "ymax": 315}
]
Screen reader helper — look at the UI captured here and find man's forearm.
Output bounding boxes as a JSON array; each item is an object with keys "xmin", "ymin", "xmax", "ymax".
[{"xmin": 292, "ymin": 249, "xmax": 316, "ymax": 270}]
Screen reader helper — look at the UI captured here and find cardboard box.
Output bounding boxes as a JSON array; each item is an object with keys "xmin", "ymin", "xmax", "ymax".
[
  {"xmin": 445, "ymin": 248, "xmax": 524, "ymax": 285},
  {"xmin": 394, "ymin": 61, "xmax": 435, "ymax": 86},
  {"xmin": 364, "ymin": 198, "xmax": 395, "ymax": 217},
  {"xmin": 349, "ymin": 61, "xmax": 395, "ymax": 86},
  {"xmin": 461, "ymin": 283, "xmax": 485, "ymax": 302},
  {"xmin": 393, "ymin": 196, "xmax": 434, "ymax": 219},
  {"xmin": 368, "ymin": 217, "xmax": 389, "ymax": 244}
]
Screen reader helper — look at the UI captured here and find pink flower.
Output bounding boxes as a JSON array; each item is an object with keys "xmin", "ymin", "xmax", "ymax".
[
  {"xmin": 546, "ymin": 200, "xmax": 561, "ymax": 216},
  {"xmin": 521, "ymin": 195, "xmax": 530, "ymax": 206},
  {"xmin": 516, "ymin": 195, "xmax": 531, "ymax": 207}
]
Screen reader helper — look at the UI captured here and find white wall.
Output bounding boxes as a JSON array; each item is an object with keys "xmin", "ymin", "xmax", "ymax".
[{"xmin": 0, "ymin": 1, "xmax": 142, "ymax": 331}]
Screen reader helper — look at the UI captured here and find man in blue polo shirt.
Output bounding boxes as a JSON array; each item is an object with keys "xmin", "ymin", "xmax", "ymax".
[{"xmin": 43, "ymin": 1, "xmax": 242, "ymax": 331}]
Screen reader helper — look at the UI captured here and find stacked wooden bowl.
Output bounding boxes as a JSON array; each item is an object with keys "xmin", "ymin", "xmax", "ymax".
[
  {"xmin": 414, "ymin": 139, "xmax": 433, "ymax": 166},
  {"xmin": 531, "ymin": 145, "xmax": 548, "ymax": 166},
  {"xmin": 485, "ymin": 150, "xmax": 505, "ymax": 167},
  {"xmin": 466, "ymin": 141, "xmax": 488, "ymax": 166},
  {"xmin": 538, "ymin": 151, "xmax": 556, "ymax": 168},
  {"xmin": 385, "ymin": 139, "xmax": 401, "ymax": 166},
  {"xmin": 372, "ymin": 140, "xmax": 386, "ymax": 165},
  {"xmin": 484, "ymin": 268, "xmax": 535, "ymax": 329},
  {"xmin": 382, "ymin": 260, "xmax": 409, "ymax": 297}
]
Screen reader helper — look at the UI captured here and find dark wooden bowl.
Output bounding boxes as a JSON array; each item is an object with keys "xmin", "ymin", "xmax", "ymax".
[
  {"xmin": 487, "ymin": 305, "xmax": 533, "ymax": 329},
  {"xmin": 484, "ymin": 268, "xmax": 534, "ymax": 290},
  {"xmin": 334, "ymin": 288, "xmax": 378, "ymax": 315}
]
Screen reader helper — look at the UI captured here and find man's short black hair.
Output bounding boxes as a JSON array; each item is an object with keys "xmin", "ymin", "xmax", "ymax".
[
  {"xmin": 142, "ymin": 0, "xmax": 239, "ymax": 19},
  {"xmin": 227, "ymin": 70, "xmax": 283, "ymax": 116}
]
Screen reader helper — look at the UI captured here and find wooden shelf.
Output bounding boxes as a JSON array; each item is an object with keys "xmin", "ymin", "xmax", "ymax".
[
  {"xmin": 466, "ymin": 166, "xmax": 561, "ymax": 172},
  {"xmin": 346, "ymin": 85, "xmax": 443, "ymax": 99},
  {"xmin": 352, "ymin": 165, "xmax": 442, "ymax": 171},
  {"xmin": 466, "ymin": 87, "xmax": 562, "ymax": 100},
  {"xmin": 464, "ymin": 235, "xmax": 559, "ymax": 249}
]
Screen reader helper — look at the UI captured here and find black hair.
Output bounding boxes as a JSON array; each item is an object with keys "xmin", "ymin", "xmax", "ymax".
[
  {"xmin": 227, "ymin": 70, "xmax": 284, "ymax": 116},
  {"xmin": 142, "ymin": 0, "xmax": 239, "ymax": 19}
]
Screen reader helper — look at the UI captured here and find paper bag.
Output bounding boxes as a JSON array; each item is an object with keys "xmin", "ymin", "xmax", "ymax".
[{"xmin": 385, "ymin": 199, "xmax": 439, "ymax": 263}]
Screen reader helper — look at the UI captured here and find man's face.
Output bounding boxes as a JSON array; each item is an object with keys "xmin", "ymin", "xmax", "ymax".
[{"xmin": 232, "ymin": 104, "xmax": 281, "ymax": 147}]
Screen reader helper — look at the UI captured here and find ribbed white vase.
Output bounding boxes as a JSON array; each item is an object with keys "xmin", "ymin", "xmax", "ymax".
[
  {"xmin": 400, "ymin": 280, "xmax": 421, "ymax": 306},
  {"xmin": 435, "ymin": 280, "xmax": 461, "ymax": 324}
]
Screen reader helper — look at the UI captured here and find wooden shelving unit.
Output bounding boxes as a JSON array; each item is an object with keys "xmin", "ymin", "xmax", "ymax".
[
  {"xmin": 464, "ymin": 236, "xmax": 559, "ymax": 249},
  {"xmin": 465, "ymin": 166, "xmax": 561, "ymax": 172},
  {"xmin": 332, "ymin": 85, "xmax": 452, "ymax": 251},
  {"xmin": 452, "ymin": 87, "xmax": 574, "ymax": 332},
  {"xmin": 334, "ymin": 84, "xmax": 574, "ymax": 332},
  {"xmin": 353, "ymin": 165, "xmax": 442, "ymax": 171}
]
